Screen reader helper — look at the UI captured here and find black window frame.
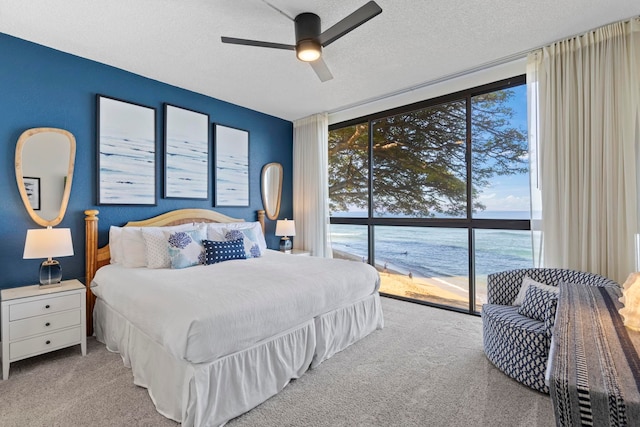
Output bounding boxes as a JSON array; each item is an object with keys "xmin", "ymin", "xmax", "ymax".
[{"xmin": 329, "ymin": 75, "xmax": 530, "ymax": 315}]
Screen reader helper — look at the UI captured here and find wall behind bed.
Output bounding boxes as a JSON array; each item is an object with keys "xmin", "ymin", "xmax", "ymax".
[{"xmin": 0, "ymin": 33, "xmax": 293, "ymax": 290}]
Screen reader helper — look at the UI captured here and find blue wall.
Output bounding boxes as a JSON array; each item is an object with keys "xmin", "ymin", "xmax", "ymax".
[{"xmin": 0, "ymin": 33, "xmax": 293, "ymax": 289}]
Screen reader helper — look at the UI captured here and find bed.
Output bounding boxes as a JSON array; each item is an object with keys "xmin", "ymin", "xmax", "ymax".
[{"xmin": 84, "ymin": 208, "xmax": 383, "ymax": 427}]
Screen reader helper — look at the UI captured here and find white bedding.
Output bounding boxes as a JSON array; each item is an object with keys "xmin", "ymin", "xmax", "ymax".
[{"xmin": 92, "ymin": 250, "xmax": 380, "ymax": 364}]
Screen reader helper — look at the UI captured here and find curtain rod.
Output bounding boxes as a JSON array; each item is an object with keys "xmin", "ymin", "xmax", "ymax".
[
  {"xmin": 328, "ymin": 15, "xmax": 639, "ymax": 116},
  {"xmin": 328, "ymin": 51, "xmax": 528, "ymax": 115}
]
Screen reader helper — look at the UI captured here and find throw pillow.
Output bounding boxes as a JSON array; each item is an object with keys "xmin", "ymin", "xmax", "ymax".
[
  {"xmin": 141, "ymin": 223, "xmax": 198, "ymax": 269},
  {"xmin": 544, "ymin": 294, "xmax": 559, "ymax": 332},
  {"xmin": 518, "ymin": 285, "xmax": 555, "ymax": 321},
  {"xmin": 203, "ymin": 239, "xmax": 246, "ymax": 264},
  {"xmin": 224, "ymin": 227, "xmax": 262, "ymax": 258},
  {"xmin": 164, "ymin": 228, "xmax": 207, "ymax": 269},
  {"xmin": 513, "ymin": 276, "xmax": 559, "ymax": 306},
  {"xmin": 225, "ymin": 222, "xmax": 268, "ymax": 254}
]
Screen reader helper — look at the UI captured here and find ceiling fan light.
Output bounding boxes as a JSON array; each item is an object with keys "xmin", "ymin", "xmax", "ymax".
[{"xmin": 296, "ymin": 39, "xmax": 321, "ymax": 62}]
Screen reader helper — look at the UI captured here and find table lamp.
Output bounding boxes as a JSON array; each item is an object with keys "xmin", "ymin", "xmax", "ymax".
[
  {"xmin": 275, "ymin": 219, "xmax": 296, "ymax": 253},
  {"xmin": 23, "ymin": 227, "xmax": 74, "ymax": 288}
]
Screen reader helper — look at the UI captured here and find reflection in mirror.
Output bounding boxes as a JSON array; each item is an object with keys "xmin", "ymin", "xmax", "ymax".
[
  {"xmin": 15, "ymin": 128, "xmax": 76, "ymax": 227},
  {"xmin": 261, "ymin": 162, "xmax": 283, "ymax": 220}
]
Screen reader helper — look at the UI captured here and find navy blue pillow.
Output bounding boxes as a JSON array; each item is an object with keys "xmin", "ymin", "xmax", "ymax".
[{"xmin": 203, "ymin": 238, "xmax": 246, "ymax": 264}]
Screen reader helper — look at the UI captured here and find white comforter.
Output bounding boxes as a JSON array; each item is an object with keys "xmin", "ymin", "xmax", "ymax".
[{"xmin": 92, "ymin": 250, "xmax": 380, "ymax": 364}]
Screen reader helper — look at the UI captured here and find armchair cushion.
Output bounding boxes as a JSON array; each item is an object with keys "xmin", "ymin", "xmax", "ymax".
[
  {"xmin": 513, "ymin": 276, "xmax": 558, "ymax": 306},
  {"xmin": 483, "ymin": 304, "xmax": 550, "ymax": 357},
  {"xmin": 518, "ymin": 285, "xmax": 557, "ymax": 322}
]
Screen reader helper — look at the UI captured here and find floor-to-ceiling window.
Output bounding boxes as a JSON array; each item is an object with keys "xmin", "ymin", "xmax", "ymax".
[{"xmin": 329, "ymin": 76, "xmax": 532, "ymax": 314}]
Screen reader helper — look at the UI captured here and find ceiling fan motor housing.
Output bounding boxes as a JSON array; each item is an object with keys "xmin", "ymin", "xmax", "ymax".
[{"xmin": 295, "ymin": 13, "xmax": 322, "ymax": 60}]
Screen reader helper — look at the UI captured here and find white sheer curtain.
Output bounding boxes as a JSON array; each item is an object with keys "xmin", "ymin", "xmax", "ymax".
[
  {"xmin": 292, "ymin": 113, "xmax": 333, "ymax": 258},
  {"xmin": 527, "ymin": 18, "xmax": 640, "ymax": 284}
]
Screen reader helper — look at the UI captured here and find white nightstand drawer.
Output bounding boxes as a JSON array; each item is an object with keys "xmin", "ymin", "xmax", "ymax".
[
  {"xmin": 9, "ymin": 293, "xmax": 81, "ymax": 321},
  {"xmin": 9, "ymin": 309, "xmax": 81, "ymax": 340},
  {"xmin": 9, "ymin": 326, "xmax": 82, "ymax": 360}
]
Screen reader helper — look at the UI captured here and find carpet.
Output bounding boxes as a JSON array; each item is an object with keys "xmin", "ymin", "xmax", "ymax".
[{"xmin": 0, "ymin": 297, "xmax": 554, "ymax": 426}]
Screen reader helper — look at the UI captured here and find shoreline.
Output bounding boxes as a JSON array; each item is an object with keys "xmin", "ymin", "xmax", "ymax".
[{"xmin": 332, "ymin": 248, "xmax": 487, "ymax": 309}]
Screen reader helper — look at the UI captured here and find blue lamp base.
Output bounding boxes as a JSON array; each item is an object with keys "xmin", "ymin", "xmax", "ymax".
[
  {"xmin": 279, "ymin": 237, "xmax": 292, "ymax": 254},
  {"xmin": 40, "ymin": 259, "xmax": 62, "ymax": 288}
]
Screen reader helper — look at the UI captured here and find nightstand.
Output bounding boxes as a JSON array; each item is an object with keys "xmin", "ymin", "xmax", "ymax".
[
  {"xmin": 1, "ymin": 279, "xmax": 86, "ymax": 380},
  {"xmin": 289, "ymin": 249, "xmax": 311, "ymax": 256}
]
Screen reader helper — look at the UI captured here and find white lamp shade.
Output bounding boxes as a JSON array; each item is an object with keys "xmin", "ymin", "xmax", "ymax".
[
  {"xmin": 23, "ymin": 227, "xmax": 74, "ymax": 259},
  {"xmin": 275, "ymin": 219, "xmax": 296, "ymax": 237}
]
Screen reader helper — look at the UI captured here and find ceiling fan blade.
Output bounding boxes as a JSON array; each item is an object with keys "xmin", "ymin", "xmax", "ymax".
[
  {"xmin": 221, "ymin": 37, "xmax": 295, "ymax": 51},
  {"xmin": 318, "ymin": 1, "xmax": 382, "ymax": 47},
  {"xmin": 309, "ymin": 57, "xmax": 333, "ymax": 82}
]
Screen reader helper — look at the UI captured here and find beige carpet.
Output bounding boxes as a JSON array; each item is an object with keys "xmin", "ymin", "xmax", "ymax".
[{"xmin": 0, "ymin": 297, "xmax": 554, "ymax": 426}]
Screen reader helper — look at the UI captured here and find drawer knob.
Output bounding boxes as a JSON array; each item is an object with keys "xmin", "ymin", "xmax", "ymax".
[
  {"xmin": 45, "ymin": 340, "xmax": 51, "ymax": 345},
  {"xmin": 45, "ymin": 322, "xmax": 51, "ymax": 327},
  {"xmin": 45, "ymin": 304, "xmax": 50, "ymax": 309}
]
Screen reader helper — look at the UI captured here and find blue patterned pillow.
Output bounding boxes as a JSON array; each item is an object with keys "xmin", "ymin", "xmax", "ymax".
[
  {"xmin": 224, "ymin": 228, "xmax": 262, "ymax": 258},
  {"xmin": 518, "ymin": 284, "xmax": 555, "ymax": 321},
  {"xmin": 544, "ymin": 295, "xmax": 559, "ymax": 333},
  {"xmin": 203, "ymin": 238, "xmax": 246, "ymax": 264},
  {"xmin": 164, "ymin": 228, "xmax": 206, "ymax": 269}
]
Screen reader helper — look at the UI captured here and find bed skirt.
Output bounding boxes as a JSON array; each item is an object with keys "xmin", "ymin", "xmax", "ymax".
[
  {"xmin": 93, "ymin": 293, "xmax": 383, "ymax": 426},
  {"xmin": 313, "ymin": 293, "xmax": 384, "ymax": 368}
]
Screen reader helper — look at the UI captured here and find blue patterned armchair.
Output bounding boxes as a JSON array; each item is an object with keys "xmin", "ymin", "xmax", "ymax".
[{"xmin": 482, "ymin": 268, "xmax": 617, "ymax": 393}]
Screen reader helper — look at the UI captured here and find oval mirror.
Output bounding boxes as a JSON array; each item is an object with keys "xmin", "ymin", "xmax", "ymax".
[
  {"xmin": 15, "ymin": 128, "xmax": 76, "ymax": 227},
  {"xmin": 261, "ymin": 162, "xmax": 283, "ymax": 220}
]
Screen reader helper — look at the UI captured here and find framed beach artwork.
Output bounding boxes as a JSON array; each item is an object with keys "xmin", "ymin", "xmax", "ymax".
[
  {"xmin": 164, "ymin": 104, "xmax": 210, "ymax": 199},
  {"xmin": 97, "ymin": 95, "xmax": 157, "ymax": 205},
  {"xmin": 23, "ymin": 177, "xmax": 41, "ymax": 210},
  {"xmin": 214, "ymin": 124, "xmax": 249, "ymax": 207}
]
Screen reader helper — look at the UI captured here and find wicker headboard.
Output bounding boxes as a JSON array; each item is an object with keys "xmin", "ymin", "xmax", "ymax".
[{"xmin": 83, "ymin": 208, "xmax": 265, "ymax": 335}]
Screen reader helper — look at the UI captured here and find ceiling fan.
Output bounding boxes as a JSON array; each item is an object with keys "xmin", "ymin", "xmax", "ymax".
[{"xmin": 221, "ymin": 1, "xmax": 383, "ymax": 82}]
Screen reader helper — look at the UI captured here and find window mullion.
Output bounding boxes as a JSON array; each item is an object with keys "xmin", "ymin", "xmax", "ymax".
[{"xmin": 466, "ymin": 95, "xmax": 476, "ymax": 313}]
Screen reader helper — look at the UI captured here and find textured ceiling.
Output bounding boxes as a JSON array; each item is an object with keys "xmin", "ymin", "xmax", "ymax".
[{"xmin": 1, "ymin": 0, "xmax": 638, "ymax": 121}]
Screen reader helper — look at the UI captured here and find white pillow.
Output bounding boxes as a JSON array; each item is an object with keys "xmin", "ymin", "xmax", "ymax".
[
  {"xmin": 225, "ymin": 221, "xmax": 267, "ymax": 253},
  {"xmin": 513, "ymin": 276, "xmax": 559, "ymax": 306},
  {"xmin": 109, "ymin": 226, "xmax": 123, "ymax": 265},
  {"xmin": 120, "ymin": 227, "xmax": 146, "ymax": 268},
  {"xmin": 141, "ymin": 223, "xmax": 197, "ymax": 269},
  {"xmin": 207, "ymin": 222, "xmax": 228, "ymax": 241}
]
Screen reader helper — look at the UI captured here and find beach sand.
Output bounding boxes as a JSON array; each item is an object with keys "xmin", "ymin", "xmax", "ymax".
[{"xmin": 333, "ymin": 250, "xmax": 487, "ymax": 311}]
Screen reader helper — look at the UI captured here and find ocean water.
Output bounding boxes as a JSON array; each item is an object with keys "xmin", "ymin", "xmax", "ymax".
[
  {"xmin": 330, "ymin": 222, "xmax": 533, "ymax": 280},
  {"xmin": 165, "ymin": 136, "xmax": 209, "ymax": 198},
  {"xmin": 216, "ymin": 152, "xmax": 249, "ymax": 206},
  {"xmin": 99, "ymin": 135, "xmax": 155, "ymax": 204}
]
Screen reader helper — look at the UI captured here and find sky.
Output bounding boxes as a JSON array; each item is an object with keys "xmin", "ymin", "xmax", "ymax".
[{"xmin": 475, "ymin": 84, "xmax": 530, "ymax": 214}]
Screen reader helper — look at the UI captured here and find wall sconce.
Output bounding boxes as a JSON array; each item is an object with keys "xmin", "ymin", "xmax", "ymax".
[{"xmin": 23, "ymin": 227, "xmax": 74, "ymax": 288}]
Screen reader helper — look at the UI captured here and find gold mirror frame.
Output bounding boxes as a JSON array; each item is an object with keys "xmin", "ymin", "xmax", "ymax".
[
  {"xmin": 15, "ymin": 127, "xmax": 76, "ymax": 227},
  {"xmin": 261, "ymin": 162, "xmax": 283, "ymax": 220}
]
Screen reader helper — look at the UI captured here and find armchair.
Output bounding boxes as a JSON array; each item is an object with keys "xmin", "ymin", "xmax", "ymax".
[{"xmin": 482, "ymin": 268, "xmax": 617, "ymax": 393}]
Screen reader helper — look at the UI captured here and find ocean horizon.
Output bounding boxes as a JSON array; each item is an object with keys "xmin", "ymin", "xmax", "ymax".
[
  {"xmin": 331, "ymin": 210, "xmax": 531, "ymax": 220},
  {"xmin": 330, "ymin": 214, "xmax": 533, "ymax": 281}
]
